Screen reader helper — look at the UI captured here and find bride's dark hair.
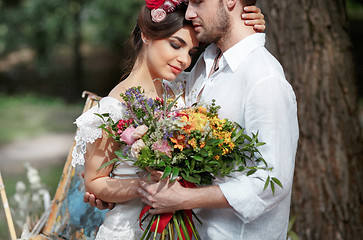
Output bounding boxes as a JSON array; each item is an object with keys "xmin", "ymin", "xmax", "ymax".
[{"xmin": 121, "ymin": 3, "xmax": 192, "ymax": 79}]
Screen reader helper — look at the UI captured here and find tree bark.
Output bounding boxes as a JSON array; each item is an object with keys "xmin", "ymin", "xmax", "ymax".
[{"xmin": 259, "ymin": 0, "xmax": 363, "ymax": 239}]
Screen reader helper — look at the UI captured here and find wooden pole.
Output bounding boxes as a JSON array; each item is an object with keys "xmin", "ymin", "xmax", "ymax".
[{"xmin": 0, "ymin": 171, "xmax": 17, "ymax": 240}]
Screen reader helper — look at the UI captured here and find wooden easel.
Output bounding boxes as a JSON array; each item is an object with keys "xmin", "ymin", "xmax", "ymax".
[
  {"xmin": 0, "ymin": 171, "xmax": 17, "ymax": 240},
  {"xmin": 30, "ymin": 91, "xmax": 107, "ymax": 240}
]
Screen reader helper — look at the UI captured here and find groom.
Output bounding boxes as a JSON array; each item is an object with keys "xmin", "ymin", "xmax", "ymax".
[{"xmin": 137, "ymin": 0, "xmax": 299, "ymax": 239}]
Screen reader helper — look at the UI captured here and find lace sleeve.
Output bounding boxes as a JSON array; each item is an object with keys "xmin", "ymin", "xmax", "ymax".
[{"xmin": 71, "ymin": 97, "xmax": 124, "ymax": 167}]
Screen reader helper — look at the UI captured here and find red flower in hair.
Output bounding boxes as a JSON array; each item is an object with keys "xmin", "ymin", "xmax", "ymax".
[{"xmin": 145, "ymin": 0, "xmax": 165, "ymax": 9}]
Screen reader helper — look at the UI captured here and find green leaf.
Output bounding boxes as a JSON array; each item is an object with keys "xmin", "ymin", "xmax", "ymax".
[
  {"xmin": 114, "ymin": 150, "xmax": 127, "ymax": 159},
  {"xmin": 287, "ymin": 215, "xmax": 297, "ymax": 232},
  {"xmin": 192, "ymin": 155, "xmax": 204, "ymax": 161},
  {"xmin": 247, "ymin": 169, "xmax": 257, "ymax": 176},
  {"xmin": 288, "ymin": 231, "xmax": 300, "ymax": 240},
  {"xmin": 263, "ymin": 176, "xmax": 270, "ymax": 191},
  {"xmin": 167, "ymin": 93, "xmax": 182, "ymax": 112},
  {"xmin": 182, "ymin": 174, "xmax": 201, "ymax": 184},
  {"xmin": 204, "ymin": 165, "xmax": 213, "ymax": 173},
  {"xmin": 161, "ymin": 166, "xmax": 172, "ymax": 179},
  {"xmin": 96, "ymin": 158, "xmax": 119, "ymax": 171},
  {"xmin": 190, "ymin": 159, "xmax": 195, "ymax": 171},
  {"xmin": 170, "ymin": 167, "xmax": 180, "ymax": 182},
  {"xmin": 200, "ymin": 149, "xmax": 209, "ymax": 157},
  {"xmin": 272, "ymin": 177, "xmax": 283, "ymax": 189},
  {"xmin": 270, "ymin": 181, "xmax": 275, "ymax": 194},
  {"xmin": 256, "ymin": 142, "xmax": 266, "ymax": 146}
]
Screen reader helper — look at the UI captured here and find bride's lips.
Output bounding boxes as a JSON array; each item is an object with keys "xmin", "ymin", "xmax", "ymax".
[{"xmin": 169, "ymin": 64, "xmax": 181, "ymax": 74}]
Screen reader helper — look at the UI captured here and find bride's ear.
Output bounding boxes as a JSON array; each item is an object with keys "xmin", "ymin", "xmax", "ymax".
[{"xmin": 141, "ymin": 32, "xmax": 149, "ymax": 45}]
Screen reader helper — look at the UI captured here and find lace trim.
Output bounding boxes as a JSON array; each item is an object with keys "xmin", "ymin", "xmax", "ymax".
[
  {"xmin": 95, "ymin": 224, "xmax": 142, "ymax": 240},
  {"xmin": 71, "ymin": 97, "xmax": 124, "ymax": 167}
]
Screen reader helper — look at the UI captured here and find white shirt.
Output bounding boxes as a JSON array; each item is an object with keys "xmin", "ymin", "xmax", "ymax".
[{"xmin": 185, "ymin": 33, "xmax": 299, "ymax": 240}]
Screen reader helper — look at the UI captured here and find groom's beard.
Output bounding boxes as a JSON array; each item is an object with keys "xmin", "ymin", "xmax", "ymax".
[{"xmin": 196, "ymin": 4, "xmax": 232, "ymax": 45}]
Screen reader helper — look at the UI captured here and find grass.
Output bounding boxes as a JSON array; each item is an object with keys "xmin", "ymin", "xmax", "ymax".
[
  {"xmin": 0, "ymin": 94, "xmax": 83, "ymax": 240},
  {"xmin": 0, "ymin": 93, "xmax": 83, "ymax": 145}
]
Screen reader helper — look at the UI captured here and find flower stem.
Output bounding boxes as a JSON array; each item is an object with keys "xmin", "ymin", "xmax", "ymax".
[
  {"xmin": 172, "ymin": 214, "xmax": 183, "ymax": 240},
  {"xmin": 177, "ymin": 211, "xmax": 191, "ymax": 240},
  {"xmin": 153, "ymin": 215, "xmax": 161, "ymax": 240}
]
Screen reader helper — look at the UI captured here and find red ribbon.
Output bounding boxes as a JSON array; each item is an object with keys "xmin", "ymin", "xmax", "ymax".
[{"xmin": 139, "ymin": 179, "xmax": 197, "ymax": 239}]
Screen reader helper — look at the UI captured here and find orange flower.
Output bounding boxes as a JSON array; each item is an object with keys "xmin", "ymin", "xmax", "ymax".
[
  {"xmin": 170, "ymin": 134, "xmax": 186, "ymax": 151},
  {"xmin": 197, "ymin": 106, "xmax": 207, "ymax": 114}
]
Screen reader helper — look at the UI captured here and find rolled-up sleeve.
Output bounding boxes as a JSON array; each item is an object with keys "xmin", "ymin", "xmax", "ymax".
[{"xmin": 219, "ymin": 75, "xmax": 299, "ymax": 223}]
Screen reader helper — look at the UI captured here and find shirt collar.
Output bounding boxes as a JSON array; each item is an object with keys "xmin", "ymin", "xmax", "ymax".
[{"xmin": 203, "ymin": 33, "xmax": 266, "ymax": 73}]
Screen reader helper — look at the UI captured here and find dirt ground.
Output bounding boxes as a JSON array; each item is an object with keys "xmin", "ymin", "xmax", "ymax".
[{"xmin": 0, "ymin": 133, "xmax": 74, "ymax": 174}]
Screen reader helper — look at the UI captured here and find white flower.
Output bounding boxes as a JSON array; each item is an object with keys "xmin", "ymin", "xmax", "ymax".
[
  {"xmin": 151, "ymin": 8, "xmax": 167, "ymax": 22},
  {"xmin": 132, "ymin": 124, "xmax": 149, "ymax": 139},
  {"xmin": 16, "ymin": 181, "xmax": 26, "ymax": 193},
  {"xmin": 131, "ymin": 139, "xmax": 146, "ymax": 159}
]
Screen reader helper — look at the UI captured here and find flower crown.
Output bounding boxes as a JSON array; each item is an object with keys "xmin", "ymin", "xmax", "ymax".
[{"xmin": 146, "ymin": 0, "xmax": 187, "ymax": 22}]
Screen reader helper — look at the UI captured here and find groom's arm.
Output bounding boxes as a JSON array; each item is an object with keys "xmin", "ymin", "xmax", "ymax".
[
  {"xmin": 140, "ymin": 76, "xmax": 299, "ymax": 222},
  {"xmin": 138, "ymin": 177, "xmax": 230, "ymax": 214}
]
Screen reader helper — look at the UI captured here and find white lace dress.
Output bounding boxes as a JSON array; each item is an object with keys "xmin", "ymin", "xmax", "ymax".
[{"xmin": 71, "ymin": 77, "xmax": 187, "ymax": 240}]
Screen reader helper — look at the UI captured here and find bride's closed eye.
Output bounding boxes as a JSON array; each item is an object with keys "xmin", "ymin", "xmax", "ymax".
[{"xmin": 170, "ymin": 41, "xmax": 181, "ymax": 50}]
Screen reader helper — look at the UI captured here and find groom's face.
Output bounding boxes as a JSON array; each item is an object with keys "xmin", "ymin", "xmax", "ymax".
[{"xmin": 185, "ymin": 0, "xmax": 231, "ymax": 44}]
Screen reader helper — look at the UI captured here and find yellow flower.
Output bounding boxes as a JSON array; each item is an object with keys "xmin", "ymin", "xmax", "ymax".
[
  {"xmin": 182, "ymin": 112, "xmax": 208, "ymax": 133},
  {"xmin": 188, "ymin": 138, "xmax": 197, "ymax": 148}
]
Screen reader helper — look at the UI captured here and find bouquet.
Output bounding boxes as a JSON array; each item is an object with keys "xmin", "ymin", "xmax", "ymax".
[{"xmin": 96, "ymin": 84, "xmax": 282, "ymax": 240}]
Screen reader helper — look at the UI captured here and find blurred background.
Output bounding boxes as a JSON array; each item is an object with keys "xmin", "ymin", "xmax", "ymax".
[{"xmin": 0, "ymin": 0, "xmax": 362, "ymax": 239}]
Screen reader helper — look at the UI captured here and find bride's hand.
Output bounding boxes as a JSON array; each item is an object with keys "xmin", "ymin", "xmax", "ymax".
[
  {"xmin": 242, "ymin": 6, "xmax": 266, "ymax": 33},
  {"xmin": 83, "ymin": 192, "xmax": 115, "ymax": 210}
]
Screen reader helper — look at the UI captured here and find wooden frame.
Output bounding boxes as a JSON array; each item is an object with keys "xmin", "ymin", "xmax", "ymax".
[{"xmin": 30, "ymin": 92, "xmax": 107, "ymax": 240}]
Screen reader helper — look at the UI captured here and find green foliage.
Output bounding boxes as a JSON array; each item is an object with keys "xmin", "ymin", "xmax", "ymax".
[
  {"xmin": 0, "ymin": 0, "xmax": 143, "ymax": 55},
  {"xmin": 287, "ymin": 215, "xmax": 300, "ymax": 240},
  {"xmin": 347, "ymin": 0, "xmax": 363, "ymax": 20}
]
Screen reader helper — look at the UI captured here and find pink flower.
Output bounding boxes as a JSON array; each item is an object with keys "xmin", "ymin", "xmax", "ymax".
[
  {"xmin": 120, "ymin": 126, "xmax": 136, "ymax": 145},
  {"xmin": 152, "ymin": 140, "xmax": 173, "ymax": 158},
  {"xmin": 163, "ymin": 1, "xmax": 175, "ymax": 12},
  {"xmin": 131, "ymin": 139, "xmax": 146, "ymax": 159},
  {"xmin": 151, "ymin": 8, "xmax": 167, "ymax": 22},
  {"xmin": 132, "ymin": 125, "xmax": 149, "ymax": 139}
]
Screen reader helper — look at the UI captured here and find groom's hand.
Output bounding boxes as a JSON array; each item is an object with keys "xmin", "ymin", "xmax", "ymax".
[{"xmin": 138, "ymin": 173, "xmax": 186, "ymax": 214}]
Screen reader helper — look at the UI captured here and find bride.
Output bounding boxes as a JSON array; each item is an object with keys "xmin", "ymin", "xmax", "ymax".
[{"xmin": 72, "ymin": 0, "xmax": 265, "ymax": 239}]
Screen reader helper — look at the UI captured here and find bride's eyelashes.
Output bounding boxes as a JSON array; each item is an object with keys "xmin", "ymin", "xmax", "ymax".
[{"xmin": 170, "ymin": 41, "xmax": 181, "ymax": 50}]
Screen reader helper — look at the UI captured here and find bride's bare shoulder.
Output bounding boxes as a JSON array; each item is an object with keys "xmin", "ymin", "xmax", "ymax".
[{"xmin": 108, "ymin": 80, "xmax": 133, "ymax": 102}]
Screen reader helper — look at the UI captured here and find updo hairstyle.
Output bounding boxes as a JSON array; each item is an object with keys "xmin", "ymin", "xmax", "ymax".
[{"xmin": 121, "ymin": 3, "xmax": 192, "ymax": 79}]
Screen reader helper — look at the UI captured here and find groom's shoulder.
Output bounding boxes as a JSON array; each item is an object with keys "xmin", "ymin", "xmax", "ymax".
[{"xmin": 245, "ymin": 47, "xmax": 286, "ymax": 79}]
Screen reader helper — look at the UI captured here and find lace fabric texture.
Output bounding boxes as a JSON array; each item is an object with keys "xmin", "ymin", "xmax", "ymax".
[
  {"xmin": 71, "ymin": 97, "xmax": 124, "ymax": 167},
  {"xmin": 94, "ymin": 200, "xmax": 144, "ymax": 240}
]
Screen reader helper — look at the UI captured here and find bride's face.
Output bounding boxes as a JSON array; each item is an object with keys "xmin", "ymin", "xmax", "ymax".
[{"xmin": 144, "ymin": 26, "xmax": 199, "ymax": 81}]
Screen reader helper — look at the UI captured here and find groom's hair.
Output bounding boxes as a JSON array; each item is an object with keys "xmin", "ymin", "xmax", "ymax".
[{"xmin": 242, "ymin": 0, "xmax": 257, "ymax": 6}]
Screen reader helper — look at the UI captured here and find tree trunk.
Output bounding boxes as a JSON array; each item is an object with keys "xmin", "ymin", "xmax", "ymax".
[{"xmin": 259, "ymin": 0, "xmax": 363, "ymax": 239}]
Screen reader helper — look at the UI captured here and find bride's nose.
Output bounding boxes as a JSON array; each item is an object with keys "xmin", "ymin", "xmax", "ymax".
[{"xmin": 177, "ymin": 51, "xmax": 190, "ymax": 68}]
